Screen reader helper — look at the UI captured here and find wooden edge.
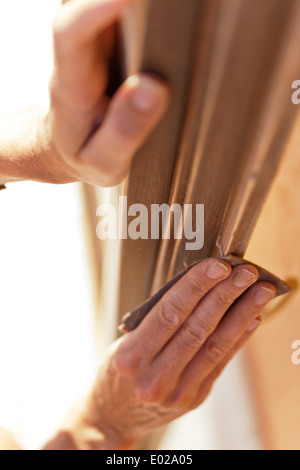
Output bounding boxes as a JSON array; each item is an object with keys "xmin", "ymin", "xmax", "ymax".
[{"xmin": 120, "ymin": 254, "xmax": 292, "ymax": 332}]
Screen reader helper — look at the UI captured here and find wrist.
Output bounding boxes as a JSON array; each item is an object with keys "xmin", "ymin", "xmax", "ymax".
[
  {"xmin": 44, "ymin": 395, "xmax": 137, "ymax": 451},
  {"xmin": 0, "ymin": 108, "xmax": 77, "ymax": 185},
  {"xmin": 83, "ymin": 389, "xmax": 141, "ymax": 450},
  {"xmin": 43, "ymin": 425, "xmax": 109, "ymax": 451},
  {"xmin": 33, "ymin": 110, "xmax": 78, "ymax": 185}
]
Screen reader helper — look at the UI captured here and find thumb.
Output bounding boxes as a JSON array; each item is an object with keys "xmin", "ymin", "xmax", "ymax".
[{"xmin": 79, "ymin": 74, "xmax": 170, "ymax": 187}]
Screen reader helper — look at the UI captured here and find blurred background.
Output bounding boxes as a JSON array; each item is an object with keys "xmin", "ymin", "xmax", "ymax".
[{"xmin": 0, "ymin": 0, "xmax": 269, "ymax": 450}]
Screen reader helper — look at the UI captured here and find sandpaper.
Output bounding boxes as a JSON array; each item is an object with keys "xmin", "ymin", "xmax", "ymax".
[{"xmin": 120, "ymin": 255, "xmax": 292, "ymax": 332}]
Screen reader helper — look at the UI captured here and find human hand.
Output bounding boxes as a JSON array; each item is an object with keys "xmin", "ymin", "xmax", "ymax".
[
  {"xmin": 56, "ymin": 258, "xmax": 275, "ymax": 450},
  {"xmin": 46, "ymin": 0, "xmax": 169, "ymax": 186}
]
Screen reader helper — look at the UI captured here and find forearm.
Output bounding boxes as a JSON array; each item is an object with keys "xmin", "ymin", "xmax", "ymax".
[
  {"xmin": 43, "ymin": 396, "xmax": 134, "ymax": 451},
  {"xmin": 0, "ymin": 404, "xmax": 122, "ymax": 451},
  {"xmin": 0, "ymin": 108, "xmax": 75, "ymax": 185},
  {"xmin": 44, "ymin": 429, "xmax": 108, "ymax": 451},
  {"xmin": 0, "ymin": 424, "xmax": 113, "ymax": 450}
]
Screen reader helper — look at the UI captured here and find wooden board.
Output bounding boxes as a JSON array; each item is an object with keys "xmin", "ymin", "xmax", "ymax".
[
  {"xmin": 112, "ymin": 0, "xmax": 300, "ymax": 327},
  {"xmin": 245, "ymin": 116, "xmax": 300, "ymax": 450}
]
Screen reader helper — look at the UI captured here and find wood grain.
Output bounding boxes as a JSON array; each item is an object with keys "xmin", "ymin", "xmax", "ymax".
[
  {"xmin": 113, "ymin": 0, "xmax": 300, "ymax": 327},
  {"xmin": 245, "ymin": 112, "xmax": 300, "ymax": 450}
]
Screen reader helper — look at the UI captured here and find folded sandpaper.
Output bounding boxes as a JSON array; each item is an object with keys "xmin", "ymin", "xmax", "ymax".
[{"xmin": 120, "ymin": 255, "xmax": 292, "ymax": 332}]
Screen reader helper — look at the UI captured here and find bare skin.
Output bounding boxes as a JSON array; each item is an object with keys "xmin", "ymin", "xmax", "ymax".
[
  {"xmin": 0, "ymin": 0, "xmax": 276, "ymax": 450},
  {"xmin": 45, "ymin": 259, "xmax": 275, "ymax": 450},
  {"xmin": 0, "ymin": 0, "xmax": 169, "ymax": 186}
]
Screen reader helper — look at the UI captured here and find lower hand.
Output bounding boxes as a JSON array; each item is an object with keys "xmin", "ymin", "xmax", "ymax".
[{"xmin": 54, "ymin": 258, "xmax": 275, "ymax": 450}]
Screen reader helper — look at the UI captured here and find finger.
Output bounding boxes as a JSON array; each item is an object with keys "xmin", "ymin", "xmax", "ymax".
[
  {"xmin": 54, "ymin": 0, "xmax": 134, "ymax": 50},
  {"xmin": 78, "ymin": 74, "xmax": 170, "ymax": 186},
  {"xmin": 188, "ymin": 281, "xmax": 275, "ymax": 379},
  {"xmin": 152, "ymin": 264, "xmax": 259, "ymax": 378},
  {"xmin": 164, "ymin": 320, "xmax": 261, "ymax": 411},
  {"xmin": 124, "ymin": 258, "xmax": 231, "ymax": 360},
  {"xmin": 53, "ymin": 0, "xmax": 133, "ymax": 102},
  {"xmin": 165, "ymin": 282, "xmax": 275, "ymax": 408},
  {"xmin": 191, "ymin": 322, "xmax": 261, "ymax": 410}
]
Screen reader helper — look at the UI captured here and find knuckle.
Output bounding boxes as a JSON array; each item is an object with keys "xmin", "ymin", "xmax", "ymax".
[
  {"xmin": 180, "ymin": 322, "xmax": 207, "ymax": 350},
  {"xmin": 205, "ymin": 337, "xmax": 232, "ymax": 364},
  {"xmin": 213, "ymin": 361, "xmax": 227, "ymax": 379},
  {"xmin": 156, "ymin": 299, "xmax": 183, "ymax": 331},
  {"xmin": 169, "ymin": 398, "xmax": 188, "ymax": 411},
  {"xmin": 191, "ymin": 384, "xmax": 213, "ymax": 410},
  {"xmin": 237, "ymin": 303, "xmax": 259, "ymax": 324},
  {"xmin": 166, "ymin": 391, "xmax": 192, "ymax": 411},
  {"xmin": 214, "ymin": 290, "xmax": 233, "ymax": 310},
  {"xmin": 52, "ymin": 11, "xmax": 77, "ymax": 51},
  {"xmin": 113, "ymin": 345, "xmax": 141, "ymax": 377},
  {"xmin": 185, "ymin": 271, "xmax": 207, "ymax": 297}
]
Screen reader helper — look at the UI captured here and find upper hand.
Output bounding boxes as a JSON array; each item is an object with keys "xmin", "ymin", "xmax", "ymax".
[
  {"xmin": 47, "ymin": 0, "xmax": 169, "ymax": 187},
  {"xmin": 70, "ymin": 258, "xmax": 275, "ymax": 449}
]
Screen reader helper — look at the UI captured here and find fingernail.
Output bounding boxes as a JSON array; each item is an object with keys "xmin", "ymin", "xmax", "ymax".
[
  {"xmin": 233, "ymin": 269, "xmax": 257, "ymax": 288},
  {"xmin": 247, "ymin": 318, "xmax": 262, "ymax": 332},
  {"xmin": 206, "ymin": 260, "xmax": 230, "ymax": 280},
  {"xmin": 118, "ymin": 323, "xmax": 129, "ymax": 334},
  {"xmin": 131, "ymin": 76, "xmax": 165, "ymax": 112},
  {"xmin": 121, "ymin": 312, "xmax": 131, "ymax": 323},
  {"xmin": 254, "ymin": 287, "xmax": 275, "ymax": 306}
]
